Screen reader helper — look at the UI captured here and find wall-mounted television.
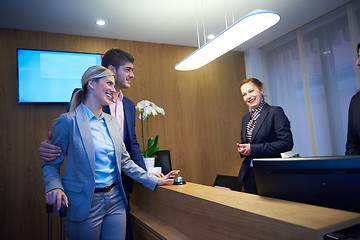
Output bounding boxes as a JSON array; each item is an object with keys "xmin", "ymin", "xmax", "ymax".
[
  {"xmin": 253, "ymin": 156, "xmax": 360, "ymax": 212},
  {"xmin": 17, "ymin": 49, "xmax": 102, "ymax": 103}
]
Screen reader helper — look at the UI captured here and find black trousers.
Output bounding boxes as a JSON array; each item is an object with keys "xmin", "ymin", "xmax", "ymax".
[{"xmin": 243, "ymin": 167, "xmax": 258, "ymax": 194}]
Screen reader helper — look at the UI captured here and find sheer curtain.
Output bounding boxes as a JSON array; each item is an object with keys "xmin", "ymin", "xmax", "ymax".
[
  {"xmin": 263, "ymin": 34, "xmax": 312, "ymax": 156},
  {"xmin": 261, "ymin": 3, "xmax": 359, "ymax": 157}
]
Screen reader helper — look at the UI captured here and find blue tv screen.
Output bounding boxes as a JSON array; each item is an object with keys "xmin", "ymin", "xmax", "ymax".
[{"xmin": 17, "ymin": 49, "xmax": 102, "ymax": 103}]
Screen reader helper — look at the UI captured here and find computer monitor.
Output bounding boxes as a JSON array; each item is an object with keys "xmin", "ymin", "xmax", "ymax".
[{"xmin": 253, "ymin": 156, "xmax": 360, "ymax": 213}]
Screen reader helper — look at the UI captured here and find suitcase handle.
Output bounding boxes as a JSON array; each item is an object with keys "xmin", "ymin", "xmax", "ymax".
[
  {"xmin": 59, "ymin": 200, "xmax": 67, "ymax": 217},
  {"xmin": 46, "ymin": 200, "xmax": 67, "ymax": 217}
]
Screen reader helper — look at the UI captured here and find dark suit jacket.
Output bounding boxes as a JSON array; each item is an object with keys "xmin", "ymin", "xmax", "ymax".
[
  {"xmin": 346, "ymin": 93, "xmax": 360, "ymax": 155},
  {"xmin": 238, "ymin": 103, "xmax": 293, "ymax": 183},
  {"xmin": 70, "ymin": 89, "xmax": 145, "ymax": 197}
]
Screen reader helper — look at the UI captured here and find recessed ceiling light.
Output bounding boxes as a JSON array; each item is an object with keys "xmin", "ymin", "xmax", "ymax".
[{"xmin": 96, "ymin": 20, "xmax": 106, "ymax": 26}]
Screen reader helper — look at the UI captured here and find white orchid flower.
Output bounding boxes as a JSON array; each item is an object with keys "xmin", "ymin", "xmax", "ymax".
[
  {"xmin": 136, "ymin": 100, "xmax": 165, "ymax": 158},
  {"xmin": 144, "ymin": 107, "xmax": 152, "ymax": 117},
  {"xmin": 151, "ymin": 108, "xmax": 157, "ymax": 116},
  {"xmin": 136, "ymin": 101, "xmax": 145, "ymax": 110},
  {"xmin": 137, "ymin": 100, "xmax": 164, "ymax": 118},
  {"xmin": 144, "ymin": 100, "xmax": 151, "ymax": 106},
  {"xmin": 136, "ymin": 100, "xmax": 152, "ymax": 111},
  {"xmin": 156, "ymin": 106, "xmax": 165, "ymax": 115}
]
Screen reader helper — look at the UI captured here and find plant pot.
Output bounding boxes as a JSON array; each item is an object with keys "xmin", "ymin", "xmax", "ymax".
[{"xmin": 143, "ymin": 157, "xmax": 155, "ymax": 169}]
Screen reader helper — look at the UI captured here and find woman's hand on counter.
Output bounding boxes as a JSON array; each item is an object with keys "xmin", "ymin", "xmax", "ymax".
[{"xmin": 156, "ymin": 170, "xmax": 180, "ymax": 185}]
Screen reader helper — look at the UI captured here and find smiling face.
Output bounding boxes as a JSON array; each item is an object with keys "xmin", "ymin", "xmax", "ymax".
[
  {"xmin": 109, "ymin": 62, "xmax": 134, "ymax": 90},
  {"xmin": 90, "ymin": 75, "xmax": 116, "ymax": 106},
  {"xmin": 240, "ymin": 82, "xmax": 264, "ymax": 109}
]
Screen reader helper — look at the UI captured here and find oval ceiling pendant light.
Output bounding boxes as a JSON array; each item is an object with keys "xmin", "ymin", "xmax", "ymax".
[{"xmin": 175, "ymin": 10, "xmax": 280, "ymax": 71}]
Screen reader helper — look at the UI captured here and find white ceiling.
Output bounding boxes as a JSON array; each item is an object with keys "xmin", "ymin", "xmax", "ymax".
[{"xmin": 0, "ymin": 0, "xmax": 350, "ymax": 51}]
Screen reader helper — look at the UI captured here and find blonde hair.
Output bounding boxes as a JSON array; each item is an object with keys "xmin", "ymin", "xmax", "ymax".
[{"xmin": 69, "ymin": 65, "xmax": 115, "ymax": 111}]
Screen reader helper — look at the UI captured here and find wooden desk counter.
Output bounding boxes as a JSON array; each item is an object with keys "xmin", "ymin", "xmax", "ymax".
[{"xmin": 130, "ymin": 182, "xmax": 360, "ymax": 240}]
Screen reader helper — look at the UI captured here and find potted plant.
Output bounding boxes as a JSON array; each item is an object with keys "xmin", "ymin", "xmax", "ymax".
[{"xmin": 136, "ymin": 100, "xmax": 165, "ymax": 168}]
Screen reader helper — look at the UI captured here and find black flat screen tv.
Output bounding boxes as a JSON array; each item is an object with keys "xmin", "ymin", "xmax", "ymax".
[
  {"xmin": 253, "ymin": 156, "xmax": 360, "ymax": 212},
  {"xmin": 17, "ymin": 49, "xmax": 102, "ymax": 103}
]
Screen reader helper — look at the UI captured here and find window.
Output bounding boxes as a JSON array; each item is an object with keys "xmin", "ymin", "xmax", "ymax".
[{"xmin": 261, "ymin": 3, "xmax": 359, "ymax": 156}]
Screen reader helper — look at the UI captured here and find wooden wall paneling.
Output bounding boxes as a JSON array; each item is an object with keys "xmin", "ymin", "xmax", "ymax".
[
  {"xmin": 157, "ymin": 48, "xmax": 247, "ymax": 185},
  {"xmin": 0, "ymin": 28, "xmax": 247, "ymax": 239}
]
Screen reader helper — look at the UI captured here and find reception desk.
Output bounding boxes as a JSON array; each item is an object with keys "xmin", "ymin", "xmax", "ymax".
[{"xmin": 130, "ymin": 182, "xmax": 360, "ymax": 240}]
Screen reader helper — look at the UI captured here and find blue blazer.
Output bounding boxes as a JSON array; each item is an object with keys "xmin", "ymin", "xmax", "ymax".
[
  {"xmin": 70, "ymin": 89, "xmax": 146, "ymax": 197},
  {"xmin": 103, "ymin": 96, "xmax": 146, "ymax": 197},
  {"xmin": 42, "ymin": 104, "xmax": 158, "ymax": 222},
  {"xmin": 238, "ymin": 103, "xmax": 293, "ymax": 183}
]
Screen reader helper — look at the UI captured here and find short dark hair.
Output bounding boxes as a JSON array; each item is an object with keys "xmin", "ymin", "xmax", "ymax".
[
  {"xmin": 101, "ymin": 48, "xmax": 135, "ymax": 69},
  {"xmin": 357, "ymin": 43, "xmax": 360, "ymax": 57}
]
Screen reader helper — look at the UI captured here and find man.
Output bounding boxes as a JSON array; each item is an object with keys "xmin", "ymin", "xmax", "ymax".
[
  {"xmin": 39, "ymin": 48, "xmax": 161, "ymax": 239},
  {"xmin": 346, "ymin": 42, "xmax": 360, "ymax": 155}
]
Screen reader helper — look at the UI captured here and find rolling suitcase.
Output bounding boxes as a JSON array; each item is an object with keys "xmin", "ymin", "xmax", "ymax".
[{"xmin": 46, "ymin": 201, "xmax": 66, "ymax": 240}]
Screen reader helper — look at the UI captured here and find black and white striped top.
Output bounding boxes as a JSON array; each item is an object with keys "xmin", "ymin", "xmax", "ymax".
[{"xmin": 246, "ymin": 100, "xmax": 265, "ymax": 143}]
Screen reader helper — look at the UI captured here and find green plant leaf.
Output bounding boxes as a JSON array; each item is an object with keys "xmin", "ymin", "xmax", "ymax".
[
  {"xmin": 148, "ymin": 137, "xmax": 155, "ymax": 149},
  {"xmin": 153, "ymin": 135, "xmax": 159, "ymax": 147},
  {"xmin": 145, "ymin": 135, "xmax": 159, "ymax": 157},
  {"xmin": 147, "ymin": 147, "xmax": 160, "ymax": 157}
]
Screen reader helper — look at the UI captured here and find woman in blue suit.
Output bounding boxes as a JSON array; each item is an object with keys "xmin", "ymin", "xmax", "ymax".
[
  {"xmin": 237, "ymin": 78, "xmax": 293, "ymax": 194},
  {"xmin": 42, "ymin": 65, "xmax": 177, "ymax": 240}
]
